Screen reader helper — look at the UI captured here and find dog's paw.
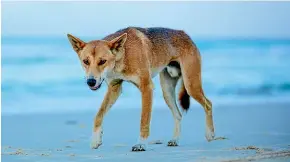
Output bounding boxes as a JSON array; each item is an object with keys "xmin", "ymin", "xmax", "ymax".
[
  {"xmin": 167, "ymin": 139, "xmax": 179, "ymax": 147},
  {"xmin": 90, "ymin": 141, "xmax": 102, "ymax": 149},
  {"xmin": 205, "ymin": 127, "xmax": 215, "ymax": 142},
  {"xmin": 131, "ymin": 144, "xmax": 146, "ymax": 152},
  {"xmin": 91, "ymin": 129, "xmax": 103, "ymax": 149}
]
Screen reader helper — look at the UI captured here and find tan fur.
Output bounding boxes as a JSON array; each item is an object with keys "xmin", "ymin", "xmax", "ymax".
[{"xmin": 67, "ymin": 27, "xmax": 215, "ymax": 151}]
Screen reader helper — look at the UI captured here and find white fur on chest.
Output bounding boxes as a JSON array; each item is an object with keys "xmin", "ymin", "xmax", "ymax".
[{"xmin": 106, "ymin": 71, "xmax": 140, "ymax": 85}]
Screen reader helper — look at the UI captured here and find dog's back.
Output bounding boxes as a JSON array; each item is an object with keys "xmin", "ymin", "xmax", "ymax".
[
  {"xmin": 103, "ymin": 27, "xmax": 197, "ymax": 75},
  {"xmin": 104, "ymin": 27, "xmax": 195, "ymax": 58}
]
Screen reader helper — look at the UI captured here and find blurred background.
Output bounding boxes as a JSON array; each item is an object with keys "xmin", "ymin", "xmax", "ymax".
[{"xmin": 2, "ymin": 1, "xmax": 290, "ymax": 115}]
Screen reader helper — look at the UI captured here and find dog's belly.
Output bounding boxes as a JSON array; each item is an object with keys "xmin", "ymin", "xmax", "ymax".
[
  {"xmin": 150, "ymin": 65, "xmax": 181, "ymax": 78},
  {"xmin": 151, "ymin": 67, "xmax": 165, "ymax": 78}
]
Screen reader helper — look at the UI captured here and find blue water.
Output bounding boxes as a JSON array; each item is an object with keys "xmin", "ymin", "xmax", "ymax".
[{"xmin": 2, "ymin": 37, "xmax": 290, "ymax": 114}]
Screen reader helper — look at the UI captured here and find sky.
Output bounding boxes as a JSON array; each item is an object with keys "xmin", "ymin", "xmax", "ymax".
[{"xmin": 2, "ymin": 1, "xmax": 290, "ymax": 38}]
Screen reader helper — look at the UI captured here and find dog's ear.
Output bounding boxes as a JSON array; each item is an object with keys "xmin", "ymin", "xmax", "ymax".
[
  {"xmin": 109, "ymin": 33, "xmax": 127, "ymax": 54},
  {"xmin": 67, "ymin": 34, "xmax": 86, "ymax": 54}
]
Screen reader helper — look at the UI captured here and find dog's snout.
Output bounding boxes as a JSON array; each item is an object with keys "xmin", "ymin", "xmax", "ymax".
[{"xmin": 87, "ymin": 78, "xmax": 96, "ymax": 87}]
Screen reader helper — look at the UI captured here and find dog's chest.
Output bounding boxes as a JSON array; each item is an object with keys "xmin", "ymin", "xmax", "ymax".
[{"xmin": 106, "ymin": 71, "xmax": 140, "ymax": 85}]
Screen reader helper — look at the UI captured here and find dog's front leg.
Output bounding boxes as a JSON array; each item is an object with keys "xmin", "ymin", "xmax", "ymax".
[
  {"xmin": 91, "ymin": 82, "xmax": 122, "ymax": 149},
  {"xmin": 132, "ymin": 80, "xmax": 153, "ymax": 152}
]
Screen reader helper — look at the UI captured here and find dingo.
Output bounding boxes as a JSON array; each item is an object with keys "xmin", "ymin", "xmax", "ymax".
[{"xmin": 67, "ymin": 27, "xmax": 215, "ymax": 151}]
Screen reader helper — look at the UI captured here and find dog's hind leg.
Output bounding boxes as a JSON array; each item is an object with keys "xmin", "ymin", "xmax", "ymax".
[
  {"xmin": 179, "ymin": 49, "xmax": 215, "ymax": 142},
  {"xmin": 160, "ymin": 69, "xmax": 182, "ymax": 146},
  {"xmin": 91, "ymin": 81, "xmax": 122, "ymax": 149}
]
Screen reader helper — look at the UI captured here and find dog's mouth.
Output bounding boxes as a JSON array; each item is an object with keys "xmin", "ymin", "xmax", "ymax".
[{"xmin": 89, "ymin": 79, "xmax": 104, "ymax": 91}]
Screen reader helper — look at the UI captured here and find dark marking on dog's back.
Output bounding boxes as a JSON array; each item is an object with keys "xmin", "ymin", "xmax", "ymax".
[
  {"xmin": 135, "ymin": 27, "xmax": 175, "ymax": 40},
  {"xmin": 111, "ymin": 27, "xmax": 188, "ymax": 45}
]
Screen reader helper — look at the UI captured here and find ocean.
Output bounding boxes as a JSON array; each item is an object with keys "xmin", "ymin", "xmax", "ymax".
[{"xmin": 2, "ymin": 36, "xmax": 290, "ymax": 115}]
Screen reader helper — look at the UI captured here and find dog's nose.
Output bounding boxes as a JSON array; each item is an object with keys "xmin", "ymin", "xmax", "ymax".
[{"xmin": 87, "ymin": 78, "xmax": 96, "ymax": 87}]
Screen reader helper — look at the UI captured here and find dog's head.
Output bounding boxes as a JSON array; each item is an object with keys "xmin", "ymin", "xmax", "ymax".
[{"xmin": 67, "ymin": 33, "xmax": 127, "ymax": 91}]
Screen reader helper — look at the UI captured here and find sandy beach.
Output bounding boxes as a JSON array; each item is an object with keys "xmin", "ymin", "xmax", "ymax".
[{"xmin": 2, "ymin": 101, "xmax": 290, "ymax": 162}]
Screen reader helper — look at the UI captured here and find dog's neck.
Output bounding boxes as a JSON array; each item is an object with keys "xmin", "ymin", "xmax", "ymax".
[
  {"xmin": 105, "ymin": 56, "xmax": 126, "ymax": 82},
  {"xmin": 114, "ymin": 54, "xmax": 126, "ymax": 73}
]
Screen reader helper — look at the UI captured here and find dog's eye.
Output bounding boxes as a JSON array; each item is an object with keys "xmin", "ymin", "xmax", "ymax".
[
  {"xmin": 83, "ymin": 59, "xmax": 89, "ymax": 65},
  {"xmin": 98, "ymin": 60, "xmax": 107, "ymax": 66}
]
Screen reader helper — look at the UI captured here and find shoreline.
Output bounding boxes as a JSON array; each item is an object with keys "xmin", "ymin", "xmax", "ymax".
[{"xmin": 2, "ymin": 98, "xmax": 290, "ymax": 116}]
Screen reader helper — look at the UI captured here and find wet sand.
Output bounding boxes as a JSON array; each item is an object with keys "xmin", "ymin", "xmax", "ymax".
[{"xmin": 2, "ymin": 102, "xmax": 290, "ymax": 162}]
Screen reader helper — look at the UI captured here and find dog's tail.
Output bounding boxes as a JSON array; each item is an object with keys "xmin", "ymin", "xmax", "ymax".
[{"xmin": 178, "ymin": 79, "xmax": 190, "ymax": 112}]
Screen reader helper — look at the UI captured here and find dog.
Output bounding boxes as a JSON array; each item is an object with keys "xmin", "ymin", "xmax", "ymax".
[{"xmin": 67, "ymin": 27, "xmax": 215, "ymax": 151}]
